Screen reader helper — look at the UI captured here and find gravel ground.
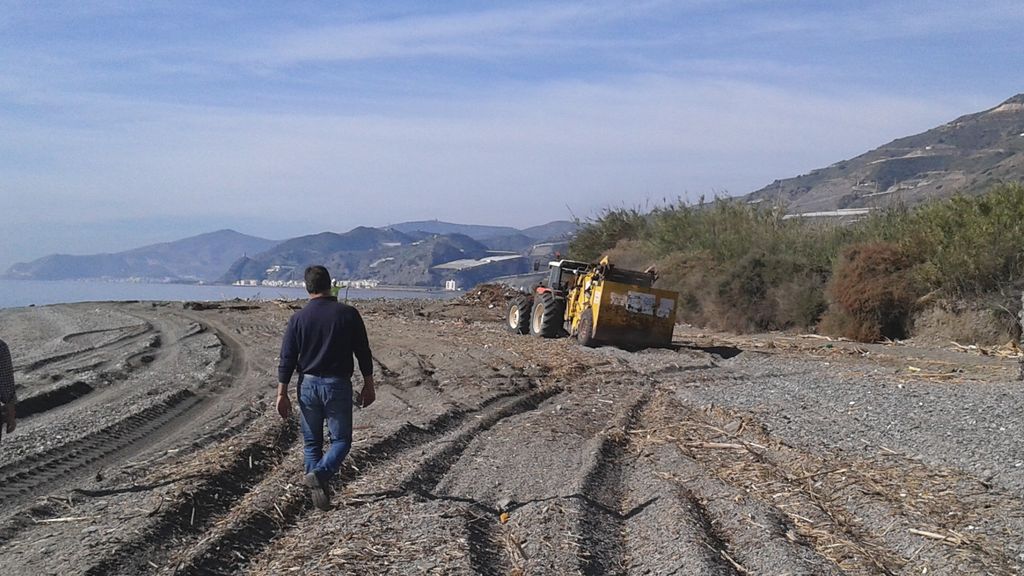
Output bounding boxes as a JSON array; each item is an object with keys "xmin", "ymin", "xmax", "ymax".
[
  {"xmin": 688, "ymin": 352, "xmax": 1024, "ymax": 494},
  {"xmin": 0, "ymin": 297, "xmax": 1021, "ymax": 575}
]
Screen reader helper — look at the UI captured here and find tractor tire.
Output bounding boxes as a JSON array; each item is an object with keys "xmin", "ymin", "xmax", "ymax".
[
  {"xmin": 506, "ymin": 295, "xmax": 533, "ymax": 335},
  {"xmin": 577, "ymin": 307, "xmax": 596, "ymax": 347},
  {"xmin": 530, "ymin": 291, "xmax": 564, "ymax": 338}
]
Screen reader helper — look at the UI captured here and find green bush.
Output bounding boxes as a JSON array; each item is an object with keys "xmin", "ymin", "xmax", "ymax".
[
  {"xmin": 899, "ymin": 183, "xmax": 1024, "ymax": 295},
  {"xmin": 569, "ymin": 207, "xmax": 649, "ymax": 262}
]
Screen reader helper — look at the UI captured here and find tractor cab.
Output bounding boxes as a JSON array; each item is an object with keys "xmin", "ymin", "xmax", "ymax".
[{"xmin": 544, "ymin": 259, "xmax": 591, "ymax": 298}]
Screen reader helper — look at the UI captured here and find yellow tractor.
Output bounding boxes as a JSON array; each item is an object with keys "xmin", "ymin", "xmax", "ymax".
[{"xmin": 506, "ymin": 257, "xmax": 678, "ymax": 348}]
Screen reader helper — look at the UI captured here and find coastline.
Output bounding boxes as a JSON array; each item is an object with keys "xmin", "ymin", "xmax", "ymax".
[{"xmin": 0, "ymin": 278, "xmax": 457, "ymax": 310}]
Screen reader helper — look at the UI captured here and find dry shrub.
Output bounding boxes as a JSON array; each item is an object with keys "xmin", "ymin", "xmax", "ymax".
[
  {"xmin": 769, "ymin": 278, "xmax": 828, "ymax": 331},
  {"xmin": 653, "ymin": 251, "xmax": 720, "ymax": 327},
  {"xmin": 715, "ymin": 253, "xmax": 774, "ymax": 332},
  {"xmin": 654, "ymin": 250, "xmax": 826, "ymax": 333},
  {"xmin": 822, "ymin": 242, "xmax": 921, "ymax": 342},
  {"xmin": 714, "ymin": 253, "xmax": 827, "ymax": 333},
  {"xmin": 602, "ymin": 239, "xmax": 658, "ymax": 272}
]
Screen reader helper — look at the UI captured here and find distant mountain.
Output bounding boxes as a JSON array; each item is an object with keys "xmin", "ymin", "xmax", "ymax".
[
  {"xmin": 388, "ymin": 219, "xmax": 577, "ymax": 242},
  {"xmin": 388, "ymin": 220, "xmax": 520, "ymax": 239},
  {"xmin": 4, "ymin": 229, "xmax": 277, "ymax": 282},
  {"xmin": 521, "ymin": 220, "xmax": 578, "ymax": 242},
  {"xmin": 263, "ymin": 227, "xmax": 412, "ymax": 264},
  {"xmin": 745, "ymin": 94, "xmax": 1024, "ymax": 212},
  {"xmin": 219, "ymin": 227, "xmax": 496, "ymax": 286},
  {"xmin": 479, "ymin": 232, "xmax": 538, "ymax": 252}
]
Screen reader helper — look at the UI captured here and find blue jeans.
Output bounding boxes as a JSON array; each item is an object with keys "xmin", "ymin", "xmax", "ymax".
[{"xmin": 298, "ymin": 375, "xmax": 353, "ymax": 482}]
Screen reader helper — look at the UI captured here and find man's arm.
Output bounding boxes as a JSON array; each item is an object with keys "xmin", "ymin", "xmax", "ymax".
[
  {"xmin": 0, "ymin": 340, "xmax": 16, "ymax": 434},
  {"xmin": 278, "ymin": 317, "xmax": 300, "ymax": 387},
  {"xmin": 351, "ymin": 310, "xmax": 376, "ymax": 408},
  {"xmin": 276, "ymin": 319, "xmax": 299, "ymax": 420}
]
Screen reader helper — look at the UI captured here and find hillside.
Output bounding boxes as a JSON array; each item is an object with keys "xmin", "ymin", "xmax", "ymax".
[
  {"xmin": 387, "ymin": 220, "xmax": 520, "ymax": 239},
  {"xmin": 745, "ymin": 94, "xmax": 1024, "ymax": 212},
  {"xmin": 3, "ymin": 230, "xmax": 277, "ymax": 282},
  {"xmin": 389, "ymin": 219, "xmax": 577, "ymax": 250},
  {"xmin": 218, "ymin": 228, "xmax": 499, "ymax": 287}
]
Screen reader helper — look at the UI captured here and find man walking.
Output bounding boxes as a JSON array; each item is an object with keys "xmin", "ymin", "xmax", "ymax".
[
  {"xmin": 277, "ymin": 265, "xmax": 375, "ymax": 510},
  {"xmin": 0, "ymin": 338, "xmax": 17, "ymax": 442}
]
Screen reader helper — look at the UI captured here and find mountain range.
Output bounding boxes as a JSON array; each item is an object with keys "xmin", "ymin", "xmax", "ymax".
[
  {"xmin": 4, "ymin": 221, "xmax": 577, "ymax": 286},
  {"xmin": 219, "ymin": 227, "xmax": 491, "ymax": 286}
]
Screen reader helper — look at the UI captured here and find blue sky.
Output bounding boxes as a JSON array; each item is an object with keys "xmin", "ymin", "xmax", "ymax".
[{"xmin": 1, "ymin": 1, "xmax": 1022, "ymax": 269}]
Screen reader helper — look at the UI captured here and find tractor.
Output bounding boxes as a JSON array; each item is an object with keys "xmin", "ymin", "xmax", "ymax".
[{"xmin": 506, "ymin": 257, "xmax": 678, "ymax": 348}]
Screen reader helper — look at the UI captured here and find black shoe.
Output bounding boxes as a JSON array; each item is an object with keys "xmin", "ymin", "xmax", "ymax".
[{"xmin": 304, "ymin": 472, "xmax": 331, "ymax": 511}]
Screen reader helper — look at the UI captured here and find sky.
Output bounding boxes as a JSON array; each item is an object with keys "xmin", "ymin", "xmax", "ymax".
[{"xmin": 1, "ymin": 1, "xmax": 1023, "ymax": 270}]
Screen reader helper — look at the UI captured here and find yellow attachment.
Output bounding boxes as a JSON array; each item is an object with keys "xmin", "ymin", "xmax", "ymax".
[{"xmin": 565, "ymin": 267, "xmax": 677, "ymax": 348}]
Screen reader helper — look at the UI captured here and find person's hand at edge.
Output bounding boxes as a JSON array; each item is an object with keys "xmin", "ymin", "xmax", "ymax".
[
  {"xmin": 275, "ymin": 383, "xmax": 292, "ymax": 420},
  {"xmin": 3, "ymin": 403, "xmax": 15, "ymax": 434},
  {"xmin": 358, "ymin": 375, "xmax": 376, "ymax": 408}
]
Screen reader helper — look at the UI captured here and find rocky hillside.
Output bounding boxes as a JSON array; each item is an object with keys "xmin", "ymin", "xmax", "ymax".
[
  {"xmin": 3, "ymin": 229, "xmax": 277, "ymax": 282},
  {"xmin": 745, "ymin": 94, "xmax": 1024, "ymax": 212},
  {"xmin": 219, "ymin": 227, "xmax": 498, "ymax": 287},
  {"xmin": 390, "ymin": 219, "xmax": 577, "ymax": 252}
]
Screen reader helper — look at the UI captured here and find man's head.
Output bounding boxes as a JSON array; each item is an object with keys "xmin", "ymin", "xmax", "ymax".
[{"xmin": 304, "ymin": 265, "xmax": 333, "ymax": 296}]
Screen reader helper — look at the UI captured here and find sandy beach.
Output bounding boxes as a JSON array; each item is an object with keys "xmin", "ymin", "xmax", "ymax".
[{"xmin": 0, "ymin": 293, "xmax": 1021, "ymax": 575}]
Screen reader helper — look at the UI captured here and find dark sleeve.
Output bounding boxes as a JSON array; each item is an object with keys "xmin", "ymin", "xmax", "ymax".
[
  {"xmin": 278, "ymin": 316, "xmax": 299, "ymax": 385},
  {"xmin": 0, "ymin": 340, "xmax": 15, "ymax": 405},
  {"xmin": 350, "ymin": 309, "xmax": 374, "ymax": 378}
]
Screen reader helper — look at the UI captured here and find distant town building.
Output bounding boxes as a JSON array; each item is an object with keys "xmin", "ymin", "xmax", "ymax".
[{"xmin": 432, "ymin": 252, "xmax": 528, "ymax": 288}]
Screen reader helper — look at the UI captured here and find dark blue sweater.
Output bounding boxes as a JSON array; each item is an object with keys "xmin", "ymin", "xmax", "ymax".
[{"xmin": 277, "ymin": 296, "xmax": 373, "ymax": 385}]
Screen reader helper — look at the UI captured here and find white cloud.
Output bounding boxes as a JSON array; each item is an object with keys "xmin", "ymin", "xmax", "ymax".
[
  {"xmin": 1, "ymin": 74, "xmax": 982, "ymax": 233},
  {"xmin": 726, "ymin": 1, "xmax": 1024, "ymax": 42},
  {"xmin": 248, "ymin": 2, "xmax": 680, "ymax": 65}
]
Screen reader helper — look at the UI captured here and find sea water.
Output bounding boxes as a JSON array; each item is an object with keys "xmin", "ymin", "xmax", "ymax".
[{"xmin": 0, "ymin": 279, "xmax": 456, "ymax": 310}]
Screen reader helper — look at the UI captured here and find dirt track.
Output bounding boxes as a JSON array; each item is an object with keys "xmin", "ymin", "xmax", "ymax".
[{"xmin": 0, "ymin": 295, "xmax": 1022, "ymax": 575}]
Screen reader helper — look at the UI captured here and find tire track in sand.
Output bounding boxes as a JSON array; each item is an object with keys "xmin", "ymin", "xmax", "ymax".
[
  {"xmin": 574, "ymin": 387, "xmax": 654, "ymax": 576},
  {"xmin": 82, "ymin": 423, "xmax": 298, "ymax": 576},
  {"xmin": 385, "ymin": 385, "xmax": 567, "ymax": 576},
  {"xmin": 19, "ymin": 322, "xmax": 154, "ymax": 373},
  {"xmin": 0, "ymin": 308, "xmax": 246, "ymax": 504},
  {"xmin": 0, "ymin": 389, "xmax": 202, "ymax": 508},
  {"xmin": 172, "ymin": 385, "xmax": 560, "ymax": 576},
  {"xmin": 0, "ymin": 308, "xmax": 250, "ymax": 559}
]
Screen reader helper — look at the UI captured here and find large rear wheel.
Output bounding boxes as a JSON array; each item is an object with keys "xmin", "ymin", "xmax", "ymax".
[
  {"xmin": 530, "ymin": 291, "xmax": 564, "ymax": 338},
  {"xmin": 576, "ymin": 307, "xmax": 596, "ymax": 347},
  {"xmin": 506, "ymin": 295, "xmax": 532, "ymax": 334}
]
